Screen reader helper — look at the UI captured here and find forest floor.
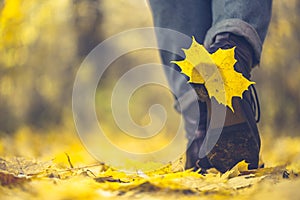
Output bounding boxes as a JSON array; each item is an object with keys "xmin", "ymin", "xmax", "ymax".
[{"xmin": 0, "ymin": 126, "xmax": 300, "ymax": 200}]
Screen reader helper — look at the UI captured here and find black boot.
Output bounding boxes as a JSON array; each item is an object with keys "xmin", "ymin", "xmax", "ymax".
[
  {"xmin": 201, "ymin": 33, "xmax": 261, "ymax": 173},
  {"xmin": 184, "ymin": 99, "xmax": 212, "ymax": 171}
]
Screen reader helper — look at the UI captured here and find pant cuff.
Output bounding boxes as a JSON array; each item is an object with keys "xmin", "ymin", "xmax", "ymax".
[{"xmin": 204, "ymin": 19, "xmax": 262, "ymax": 65}]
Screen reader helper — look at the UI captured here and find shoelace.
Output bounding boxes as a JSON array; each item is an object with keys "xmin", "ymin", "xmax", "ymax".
[{"xmin": 248, "ymin": 85, "xmax": 261, "ymax": 123}]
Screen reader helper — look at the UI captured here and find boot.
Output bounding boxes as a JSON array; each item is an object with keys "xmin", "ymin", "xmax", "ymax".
[{"xmin": 186, "ymin": 33, "xmax": 261, "ymax": 173}]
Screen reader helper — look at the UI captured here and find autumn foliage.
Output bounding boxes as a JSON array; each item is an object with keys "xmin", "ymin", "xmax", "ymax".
[
  {"xmin": 0, "ymin": 0, "xmax": 300, "ymax": 199},
  {"xmin": 173, "ymin": 37, "xmax": 254, "ymax": 111}
]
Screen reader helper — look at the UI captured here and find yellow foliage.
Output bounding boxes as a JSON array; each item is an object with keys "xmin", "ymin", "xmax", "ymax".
[
  {"xmin": 0, "ymin": 126, "xmax": 299, "ymax": 199},
  {"xmin": 0, "ymin": 0, "xmax": 299, "ymax": 199},
  {"xmin": 0, "ymin": 0, "xmax": 74, "ymax": 67},
  {"xmin": 173, "ymin": 37, "xmax": 255, "ymax": 111}
]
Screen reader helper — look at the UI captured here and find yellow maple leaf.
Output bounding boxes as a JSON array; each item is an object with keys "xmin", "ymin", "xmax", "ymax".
[{"xmin": 172, "ymin": 37, "xmax": 255, "ymax": 111}]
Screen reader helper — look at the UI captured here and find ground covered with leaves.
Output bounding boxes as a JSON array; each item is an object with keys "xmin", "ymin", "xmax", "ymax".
[{"xmin": 0, "ymin": 126, "xmax": 299, "ymax": 200}]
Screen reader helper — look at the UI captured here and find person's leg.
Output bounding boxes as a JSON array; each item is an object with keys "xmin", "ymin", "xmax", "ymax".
[
  {"xmin": 148, "ymin": 0, "xmax": 212, "ymax": 111},
  {"xmin": 148, "ymin": 0, "xmax": 212, "ymax": 169},
  {"xmin": 205, "ymin": 0, "xmax": 272, "ymax": 65},
  {"xmin": 199, "ymin": 0, "xmax": 272, "ymax": 172}
]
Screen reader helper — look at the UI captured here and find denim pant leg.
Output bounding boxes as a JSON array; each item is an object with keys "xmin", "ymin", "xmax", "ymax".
[
  {"xmin": 205, "ymin": 0, "xmax": 272, "ymax": 64},
  {"xmin": 149, "ymin": 0, "xmax": 212, "ymax": 113},
  {"xmin": 149, "ymin": 0, "xmax": 272, "ymax": 111}
]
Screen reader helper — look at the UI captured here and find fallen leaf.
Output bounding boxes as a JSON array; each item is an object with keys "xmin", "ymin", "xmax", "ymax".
[
  {"xmin": 227, "ymin": 175, "xmax": 266, "ymax": 190},
  {"xmin": 173, "ymin": 37, "xmax": 255, "ymax": 111},
  {"xmin": 0, "ymin": 157, "xmax": 52, "ymax": 186}
]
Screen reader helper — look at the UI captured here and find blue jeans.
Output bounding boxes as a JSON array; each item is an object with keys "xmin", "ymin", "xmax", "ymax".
[{"xmin": 149, "ymin": 0, "xmax": 272, "ymax": 114}]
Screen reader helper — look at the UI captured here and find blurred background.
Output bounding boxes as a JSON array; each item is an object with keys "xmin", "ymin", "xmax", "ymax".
[{"xmin": 0, "ymin": 0, "xmax": 299, "ymax": 161}]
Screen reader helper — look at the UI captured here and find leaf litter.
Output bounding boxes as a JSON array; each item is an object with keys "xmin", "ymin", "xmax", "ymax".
[
  {"xmin": 0, "ymin": 150, "xmax": 299, "ymax": 199},
  {"xmin": 0, "ymin": 128, "xmax": 300, "ymax": 200}
]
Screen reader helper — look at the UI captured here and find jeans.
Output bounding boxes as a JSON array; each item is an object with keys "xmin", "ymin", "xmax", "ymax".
[{"xmin": 149, "ymin": 0, "xmax": 272, "ymax": 114}]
